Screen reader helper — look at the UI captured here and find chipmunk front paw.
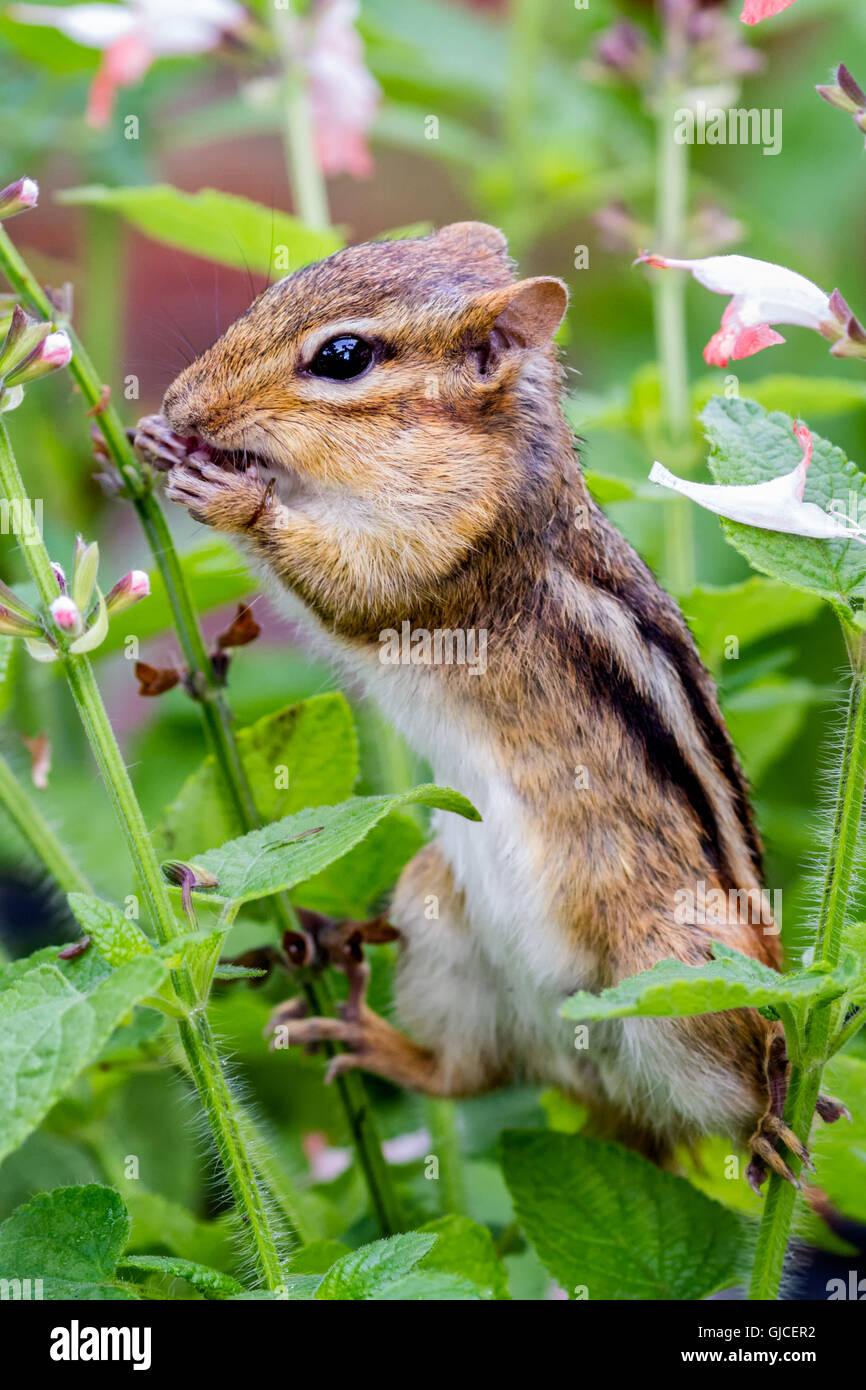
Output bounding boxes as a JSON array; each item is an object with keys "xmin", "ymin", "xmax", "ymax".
[{"xmin": 166, "ymin": 458, "xmax": 274, "ymax": 532}]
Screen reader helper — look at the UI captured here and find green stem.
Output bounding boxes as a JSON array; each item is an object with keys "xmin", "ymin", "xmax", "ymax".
[
  {"xmin": 652, "ymin": 13, "xmax": 695, "ymax": 596},
  {"xmin": 269, "ymin": 2, "xmax": 330, "ymax": 230},
  {"xmin": 0, "ymin": 221, "xmax": 402, "ymax": 1234},
  {"xmin": 0, "ymin": 421, "xmax": 285, "ymax": 1290},
  {"xmin": 426, "ymin": 1099, "xmax": 467, "ymax": 1216},
  {"xmin": 506, "ymin": 0, "xmax": 545, "ymax": 257},
  {"xmin": 749, "ymin": 666, "xmax": 866, "ymax": 1300},
  {"xmin": 0, "ymin": 749, "xmax": 91, "ymax": 895}
]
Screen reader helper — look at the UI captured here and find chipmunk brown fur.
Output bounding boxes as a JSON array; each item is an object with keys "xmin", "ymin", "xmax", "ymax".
[{"xmin": 154, "ymin": 221, "xmax": 838, "ymax": 1188}]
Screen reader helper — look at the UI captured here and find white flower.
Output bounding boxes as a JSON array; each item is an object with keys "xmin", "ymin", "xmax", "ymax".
[
  {"xmin": 10, "ymin": 1, "xmax": 248, "ymax": 127},
  {"xmin": 635, "ymin": 252, "xmax": 859, "ymax": 366},
  {"xmin": 649, "ymin": 421, "xmax": 866, "ymax": 543}
]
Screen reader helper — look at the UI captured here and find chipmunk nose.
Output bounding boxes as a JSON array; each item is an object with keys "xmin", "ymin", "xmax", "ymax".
[{"xmin": 162, "ymin": 381, "xmax": 205, "ymax": 439}]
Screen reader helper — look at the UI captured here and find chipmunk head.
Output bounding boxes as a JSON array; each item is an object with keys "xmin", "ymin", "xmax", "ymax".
[{"xmin": 161, "ymin": 222, "xmax": 569, "ymax": 621}]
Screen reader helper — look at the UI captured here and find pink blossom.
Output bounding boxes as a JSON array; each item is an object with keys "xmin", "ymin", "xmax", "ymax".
[
  {"xmin": 10, "ymin": 2, "xmax": 248, "ymax": 129},
  {"xmin": 636, "ymin": 252, "xmax": 857, "ymax": 366},
  {"xmin": 105, "ymin": 569, "xmax": 150, "ymax": 616},
  {"xmin": 0, "ymin": 177, "xmax": 39, "ymax": 219},
  {"xmin": 50, "ymin": 595, "xmax": 83, "ymax": 634},
  {"xmin": 306, "ymin": 0, "xmax": 380, "ymax": 178},
  {"xmin": 740, "ymin": 0, "xmax": 796, "ymax": 23}
]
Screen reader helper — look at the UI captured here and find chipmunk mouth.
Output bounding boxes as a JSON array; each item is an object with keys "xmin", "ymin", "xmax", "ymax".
[{"xmin": 133, "ymin": 414, "xmax": 274, "ymax": 476}]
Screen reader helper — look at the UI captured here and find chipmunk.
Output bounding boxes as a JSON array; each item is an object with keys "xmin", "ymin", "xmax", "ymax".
[{"xmin": 142, "ymin": 221, "xmax": 845, "ymax": 1191}]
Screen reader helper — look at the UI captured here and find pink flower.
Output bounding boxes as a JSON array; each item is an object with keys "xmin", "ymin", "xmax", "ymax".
[
  {"xmin": 306, "ymin": 0, "xmax": 380, "ymax": 177},
  {"xmin": 9, "ymin": 1, "xmax": 248, "ymax": 129},
  {"xmin": 636, "ymin": 253, "xmax": 863, "ymax": 366},
  {"xmin": 50, "ymin": 595, "xmax": 83, "ymax": 634},
  {"xmin": 740, "ymin": 0, "xmax": 796, "ymax": 23},
  {"xmin": 650, "ymin": 422, "xmax": 866, "ymax": 543},
  {"xmin": 105, "ymin": 569, "xmax": 150, "ymax": 616},
  {"xmin": 0, "ymin": 177, "xmax": 39, "ymax": 220}
]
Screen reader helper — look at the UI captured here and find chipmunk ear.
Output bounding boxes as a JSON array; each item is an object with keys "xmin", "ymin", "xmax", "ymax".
[
  {"xmin": 484, "ymin": 277, "xmax": 569, "ymax": 348},
  {"xmin": 434, "ymin": 221, "xmax": 508, "ymax": 258},
  {"xmin": 467, "ymin": 277, "xmax": 568, "ymax": 379}
]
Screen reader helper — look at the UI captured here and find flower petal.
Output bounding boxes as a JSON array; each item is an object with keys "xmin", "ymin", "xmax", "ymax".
[
  {"xmin": 740, "ymin": 0, "xmax": 796, "ymax": 24},
  {"xmin": 649, "ymin": 424, "xmax": 863, "ymax": 542}
]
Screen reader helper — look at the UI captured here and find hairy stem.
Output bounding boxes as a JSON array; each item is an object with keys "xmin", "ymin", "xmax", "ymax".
[
  {"xmin": 749, "ymin": 666, "xmax": 866, "ymax": 1300},
  {"xmin": 0, "ymin": 420, "xmax": 285, "ymax": 1289},
  {"xmin": 0, "ymin": 221, "xmax": 403, "ymax": 1234}
]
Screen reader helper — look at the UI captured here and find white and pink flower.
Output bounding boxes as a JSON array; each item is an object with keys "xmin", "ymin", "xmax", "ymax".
[
  {"xmin": 306, "ymin": 0, "xmax": 380, "ymax": 178},
  {"xmin": 10, "ymin": 1, "xmax": 248, "ymax": 127},
  {"xmin": 636, "ymin": 252, "xmax": 866, "ymax": 366}
]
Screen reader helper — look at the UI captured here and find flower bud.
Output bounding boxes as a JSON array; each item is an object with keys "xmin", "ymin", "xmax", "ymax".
[
  {"xmin": 50, "ymin": 595, "xmax": 82, "ymax": 636},
  {"xmin": 5, "ymin": 329, "xmax": 73, "ymax": 386},
  {"xmin": 105, "ymin": 569, "xmax": 150, "ymax": 617},
  {"xmin": 71, "ymin": 536, "xmax": 99, "ymax": 613},
  {"xmin": 0, "ymin": 307, "xmax": 50, "ymax": 378},
  {"xmin": 0, "ymin": 177, "xmax": 38, "ymax": 220},
  {"xmin": 0, "ymin": 604, "xmax": 43, "ymax": 638}
]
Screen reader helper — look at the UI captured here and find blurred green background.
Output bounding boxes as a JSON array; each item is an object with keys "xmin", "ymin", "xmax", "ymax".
[{"xmin": 0, "ymin": 0, "xmax": 865, "ymax": 1292}]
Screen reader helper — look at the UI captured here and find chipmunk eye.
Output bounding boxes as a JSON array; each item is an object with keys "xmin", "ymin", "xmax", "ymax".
[{"xmin": 308, "ymin": 335, "xmax": 374, "ymax": 381}]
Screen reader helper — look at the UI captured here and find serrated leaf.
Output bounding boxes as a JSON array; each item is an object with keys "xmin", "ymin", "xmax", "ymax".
[
  {"xmin": 314, "ymin": 1232, "xmax": 437, "ymax": 1300},
  {"xmin": 67, "ymin": 892, "xmax": 153, "ymax": 966},
  {"xmin": 56, "ymin": 184, "xmax": 342, "ymax": 276},
  {"xmin": 701, "ymin": 398, "xmax": 866, "ymax": 610},
  {"xmin": 418, "ymin": 1214, "xmax": 510, "ymax": 1299},
  {"xmin": 119, "ymin": 1254, "xmax": 243, "ymax": 1298},
  {"xmin": 296, "ymin": 809, "xmax": 424, "ymax": 918},
  {"xmin": 0, "ymin": 1185, "xmax": 134, "ymax": 1300},
  {"xmin": 561, "ymin": 943, "xmax": 857, "ymax": 1023},
  {"xmin": 501, "ymin": 1132, "xmax": 747, "ymax": 1299},
  {"xmin": 191, "ymin": 785, "xmax": 480, "ymax": 906},
  {"xmin": 153, "ymin": 694, "xmax": 358, "ymax": 863},
  {"xmin": 0, "ymin": 956, "xmax": 167, "ymax": 1162}
]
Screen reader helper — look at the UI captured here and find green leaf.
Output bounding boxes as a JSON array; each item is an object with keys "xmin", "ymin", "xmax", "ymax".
[
  {"xmin": 119, "ymin": 1254, "xmax": 243, "ymax": 1298},
  {"xmin": 314, "ymin": 1232, "xmax": 437, "ymax": 1300},
  {"xmin": 56, "ymin": 185, "xmax": 342, "ymax": 276},
  {"xmin": 812, "ymin": 1055, "xmax": 866, "ymax": 1225},
  {"xmin": 701, "ymin": 398, "xmax": 866, "ymax": 611},
  {"xmin": 190, "ymin": 785, "xmax": 480, "ymax": 906},
  {"xmin": 0, "ymin": 1185, "xmax": 134, "ymax": 1300},
  {"xmin": 681, "ymin": 578, "xmax": 822, "ymax": 675},
  {"xmin": 153, "ymin": 694, "xmax": 358, "ymax": 862},
  {"xmin": 296, "ymin": 809, "xmax": 424, "ymax": 918},
  {"xmin": 0, "ymin": 956, "xmax": 167, "ymax": 1163},
  {"xmin": 124, "ymin": 1190, "xmax": 235, "ymax": 1270},
  {"xmin": 561, "ymin": 943, "xmax": 857, "ymax": 1023},
  {"xmin": 67, "ymin": 892, "xmax": 153, "ymax": 966},
  {"xmin": 418, "ymin": 1214, "xmax": 510, "ymax": 1299},
  {"xmin": 501, "ymin": 1132, "xmax": 747, "ymax": 1299}
]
